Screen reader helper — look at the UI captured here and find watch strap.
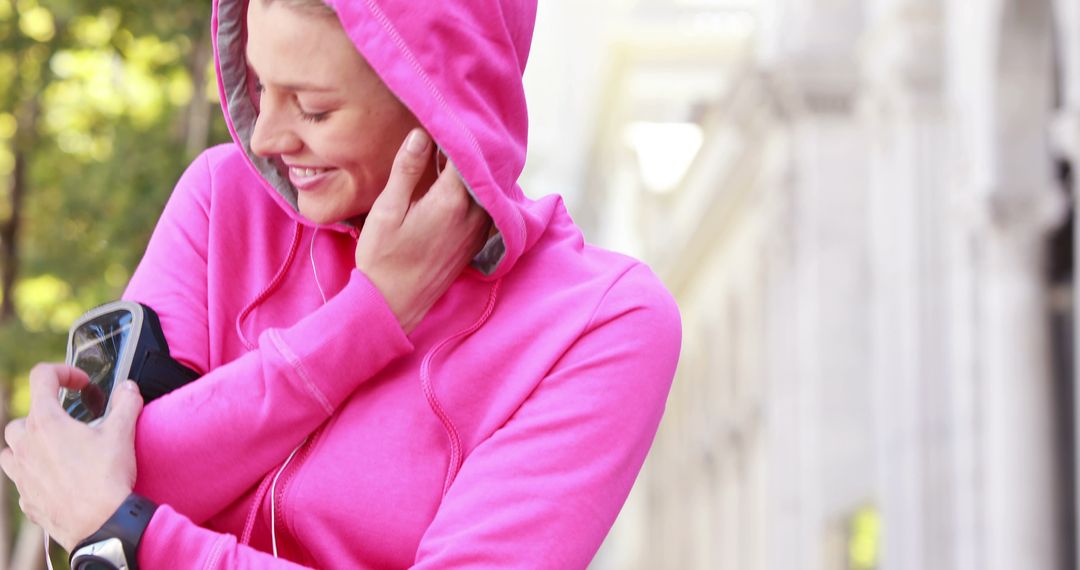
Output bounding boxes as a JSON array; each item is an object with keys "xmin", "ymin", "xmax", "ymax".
[{"xmin": 70, "ymin": 494, "xmax": 158, "ymax": 570}]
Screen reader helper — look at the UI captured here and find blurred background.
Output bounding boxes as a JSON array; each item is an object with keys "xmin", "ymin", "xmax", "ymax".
[{"xmin": 0, "ymin": 0, "xmax": 1076, "ymax": 569}]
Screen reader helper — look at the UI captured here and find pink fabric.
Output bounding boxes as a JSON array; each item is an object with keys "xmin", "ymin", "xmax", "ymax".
[{"xmin": 124, "ymin": 0, "xmax": 681, "ymax": 568}]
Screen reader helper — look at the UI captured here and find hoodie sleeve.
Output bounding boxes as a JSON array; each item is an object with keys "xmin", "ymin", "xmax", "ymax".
[
  {"xmin": 138, "ymin": 505, "xmax": 315, "ymax": 569},
  {"xmin": 124, "ymin": 148, "xmax": 414, "ymax": 525},
  {"xmin": 411, "ymin": 263, "xmax": 682, "ymax": 569}
]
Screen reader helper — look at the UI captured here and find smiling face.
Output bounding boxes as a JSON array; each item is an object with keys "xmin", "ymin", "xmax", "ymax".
[{"xmin": 246, "ymin": 0, "xmax": 432, "ymax": 225}]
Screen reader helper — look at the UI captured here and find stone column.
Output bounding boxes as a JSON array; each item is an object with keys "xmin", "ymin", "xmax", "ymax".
[
  {"xmin": 975, "ymin": 189, "xmax": 1065, "ymax": 570},
  {"xmin": 760, "ymin": 0, "xmax": 878, "ymax": 567},
  {"xmin": 760, "ymin": 161, "xmax": 808, "ymax": 570},
  {"xmin": 859, "ymin": 2, "xmax": 956, "ymax": 568},
  {"xmin": 969, "ymin": 0, "xmax": 1064, "ymax": 568},
  {"xmin": 764, "ymin": 69, "xmax": 874, "ymax": 570}
]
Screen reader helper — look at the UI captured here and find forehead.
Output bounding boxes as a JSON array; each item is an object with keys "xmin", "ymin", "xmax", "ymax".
[{"xmin": 245, "ymin": 0, "xmax": 363, "ymax": 84}]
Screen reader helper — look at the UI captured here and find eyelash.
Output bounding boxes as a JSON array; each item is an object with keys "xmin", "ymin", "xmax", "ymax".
[
  {"xmin": 300, "ymin": 110, "xmax": 330, "ymax": 124},
  {"xmin": 253, "ymin": 80, "xmax": 330, "ymax": 124}
]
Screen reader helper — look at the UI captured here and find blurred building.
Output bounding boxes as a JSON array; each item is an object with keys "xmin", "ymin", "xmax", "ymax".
[{"xmin": 523, "ymin": 0, "xmax": 1080, "ymax": 568}]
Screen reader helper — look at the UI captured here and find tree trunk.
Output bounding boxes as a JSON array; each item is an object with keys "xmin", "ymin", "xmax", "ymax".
[
  {"xmin": 1, "ymin": 91, "xmax": 41, "ymax": 570},
  {"xmin": 1, "ymin": 97, "xmax": 35, "ymax": 321},
  {"xmin": 0, "ymin": 148, "xmax": 26, "ymax": 322},
  {"xmin": 183, "ymin": 24, "xmax": 215, "ymax": 159}
]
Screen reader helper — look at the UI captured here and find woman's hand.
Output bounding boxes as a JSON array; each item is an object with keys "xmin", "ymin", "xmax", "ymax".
[
  {"xmin": 356, "ymin": 129, "xmax": 491, "ymax": 334},
  {"xmin": 0, "ymin": 363, "xmax": 143, "ymax": 551}
]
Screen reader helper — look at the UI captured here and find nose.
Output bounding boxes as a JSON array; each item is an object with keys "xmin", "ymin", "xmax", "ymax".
[{"xmin": 250, "ymin": 102, "xmax": 302, "ymax": 158}]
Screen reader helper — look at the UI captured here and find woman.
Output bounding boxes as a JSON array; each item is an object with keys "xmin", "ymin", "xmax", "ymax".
[{"xmin": 0, "ymin": 0, "xmax": 681, "ymax": 567}]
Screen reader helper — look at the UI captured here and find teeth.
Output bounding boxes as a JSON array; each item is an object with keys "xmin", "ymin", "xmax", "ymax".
[{"xmin": 291, "ymin": 167, "xmax": 327, "ymax": 178}]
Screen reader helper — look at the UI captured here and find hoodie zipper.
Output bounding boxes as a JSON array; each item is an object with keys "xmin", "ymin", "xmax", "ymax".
[{"xmin": 270, "ymin": 425, "xmax": 324, "ymax": 561}]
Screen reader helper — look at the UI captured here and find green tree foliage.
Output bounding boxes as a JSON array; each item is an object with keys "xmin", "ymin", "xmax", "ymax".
[
  {"xmin": 0, "ymin": 0, "xmax": 227, "ymax": 381},
  {"xmin": 0, "ymin": 0, "xmax": 229, "ymax": 562}
]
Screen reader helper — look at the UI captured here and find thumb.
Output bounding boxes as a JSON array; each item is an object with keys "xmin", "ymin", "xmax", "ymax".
[{"xmin": 103, "ymin": 380, "xmax": 143, "ymax": 437}]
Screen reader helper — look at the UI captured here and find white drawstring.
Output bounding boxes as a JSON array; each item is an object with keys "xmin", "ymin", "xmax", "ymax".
[
  {"xmin": 309, "ymin": 227, "xmax": 327, "ymax": 306},
  {"xmin": 270, "ymin": 437, "xmax": 308, "ymax": 558}
]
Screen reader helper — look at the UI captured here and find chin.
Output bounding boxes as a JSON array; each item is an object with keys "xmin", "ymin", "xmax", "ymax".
[
  {"xmin": 296, "ymin": 181, "xmax": 377, "ymax": 225},
  {"xmin": 298, "ymin": 202, "xmax": 370, "ymax": 227},
  {"xmin": 297, "ymin": 195, "xmax": 342, "ymax": 224}
]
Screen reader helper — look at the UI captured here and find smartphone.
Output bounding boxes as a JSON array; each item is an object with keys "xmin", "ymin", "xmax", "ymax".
[{"xmin": 60, "ymin": 302, "xmax": 142, "ymax": 424}]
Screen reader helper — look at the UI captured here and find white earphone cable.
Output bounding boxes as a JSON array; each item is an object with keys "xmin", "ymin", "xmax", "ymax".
[
  {"xmin": 43, "ymin": 530, "xmax": 54, "ymax": 570},
  {"xmin": 309, "ymin": 226, "xmax": 327, "ymax": 305},
  {"xmin": 270, "ymin": 437, "xmax": 308, "ymax": 558}
]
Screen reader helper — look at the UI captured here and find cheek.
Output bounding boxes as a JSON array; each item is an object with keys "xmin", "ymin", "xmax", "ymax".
[
  {"xmin": 314, "ymin": 128, "xmax": 377, "ymax": 171},
  {"xmin": 335, "ymin": 141, "xmax": 398, "ymax": 185},
  {"xmin": 309, "ymin": 109, "xmax": 417, "ymax": 185}
]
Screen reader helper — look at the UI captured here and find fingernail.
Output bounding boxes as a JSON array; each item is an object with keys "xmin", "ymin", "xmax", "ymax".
[
  {"xmin": 124, "ymin": 380, "xmax": 139, "ymax": 392},
  {"xmin": 406, "ymin": 129, "xmax": 430, "ymax": 155}
]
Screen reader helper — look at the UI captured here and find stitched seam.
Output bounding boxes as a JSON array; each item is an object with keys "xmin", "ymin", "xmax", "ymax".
[
  {"xmin": 360, "ymin": 0, "xmax": 527, "ymax": 249},
  {"xmin": 202, "ymin": 534, "xmax": 228, "ymax": 570},
  {"xmin": 362, "ymin": 0, "xmax": 484, "ymax": 172},
  {"xmin": 582, "ymin": 263, "xmax": 642, "ymax": 333},
  {"xmin": 282, "ymin": 427, "xmax": 327, "ymax": 566},
  {"xmin": 200, "ymin": 152, "xmax": 213, "ymax": 364},
  {"xmin": 275, "ymin": 428, "xmax": 321, "ymax": 564},
  {"xmin": 239, "ymin": 469, "xmax": 275, "ymax": 546},
  {"xmin": 268, "ymin": 328, "xmax": 334, "ymax": 415}
]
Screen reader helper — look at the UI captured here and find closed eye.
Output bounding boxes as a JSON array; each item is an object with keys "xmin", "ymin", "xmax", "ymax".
[
  {"xmin": 299, "ymin": 109, "xmax": 330, "ymax": 124},
  {"xmin": 250, "ymin": 71, "xmax": 332, "ymax": 123}
]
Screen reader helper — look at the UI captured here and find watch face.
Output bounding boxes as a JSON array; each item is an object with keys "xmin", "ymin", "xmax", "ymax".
[
  {"xmin": 71, "ymin": 537, "xmax": 128, "ymax": 570},
  {"xmin": 74, "ymin": 558, "xmax": 120, "ymax": 570}
]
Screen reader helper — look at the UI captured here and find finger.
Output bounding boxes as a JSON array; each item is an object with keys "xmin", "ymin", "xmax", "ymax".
[
  {"xmin": 31, "ymin": 364, "xmax": 91, "ymax": 420},
  {"xmin": 433, "ymin": 160, "xmax": 466, "ymax": 196},
  {"xmin": 372, "ymin": 128, "xmax": 433, "ymax": 221},
  {"xmin": 4, "ymin": 419, "xmax": 25, "ymax": 451},
  {"xmin": 466, "ymin": 196, "xmax": 490, "ymax": 226},
  {"xmin": 103, "ymin": 380, "xmax": 143, "ymax": 439},
  {"xmin": 30, "ymin": 363, "xmax": 89, "ymax": 395},
  {"xmin": 55, "ymin": 365, "xmax": 91, "ymax": 390},
  {"xmin": 424, "ymin": 161, "xmax": 474, "ymax": 217},
  {"xmin": 28, "ymin": 364, "xmax": 65, "ymax": 418}
]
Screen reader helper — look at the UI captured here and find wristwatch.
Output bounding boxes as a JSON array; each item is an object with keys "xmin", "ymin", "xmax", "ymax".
[{"xmin": 69, "ymin": 494, "xmax": 158, "ymax": 570}]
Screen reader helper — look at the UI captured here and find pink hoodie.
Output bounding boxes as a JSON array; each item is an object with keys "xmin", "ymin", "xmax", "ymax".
[{"xmin": 123, "ymin": 0, "xmax": 681, "ymax": 567}]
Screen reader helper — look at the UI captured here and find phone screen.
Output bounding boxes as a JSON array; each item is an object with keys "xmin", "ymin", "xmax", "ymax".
[{"xmin": 61, "ymin": 309, "xmax": 133, "ymax": 423}]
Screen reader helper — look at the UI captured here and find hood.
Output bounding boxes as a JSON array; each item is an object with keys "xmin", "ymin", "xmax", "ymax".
[{"xmin": 212, "ymin": 0, "xmax": 543, "ymax": 279}]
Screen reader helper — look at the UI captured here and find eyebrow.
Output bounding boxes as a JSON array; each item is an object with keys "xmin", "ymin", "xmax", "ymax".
[
  {"xmin": 265, "ymin": 80, "xmax": 337, "ymax": 93},
  {"xmin": 245, "ymin": 51, "xmax": 337, "ymax": 93}
]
